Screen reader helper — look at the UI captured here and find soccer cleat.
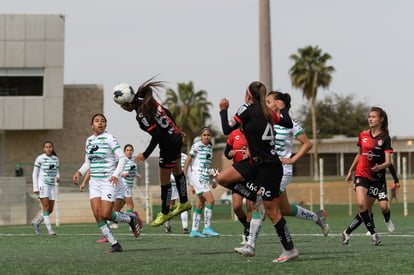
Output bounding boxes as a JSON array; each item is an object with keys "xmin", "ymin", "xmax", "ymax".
[
  {"xmin": 255, "ymin": 194, "xmax": 266, "ymax": 221},
  {"xmin": 272, "ymin": 248, "xmax": 299, "ymax": 263},
  {"xmin": 371, "ymin": 233, "xmax": 382, "ymax": 246},
  {"xmin": 315, "ymin": 209, "xmax": 329, "ymax": 237},
  {"xmin": 165, "ymin": 225, "xmax": 172, "ymax": 234},
  {"xmin": 128, "ymin": 214, "xmax": 141, "ymax": 237},
  {"xmin": 171, "ymin": 201, "xmax": 192, "ymax": 217},
  {"xmin": 48, "ymin": 231, "xmax": 56, "ymax": 236},
  {"xmin": 342, "ymin": 230, "xmax": 350, "ymax": 245},
  {"xmin": 31, "ymin": 221, "xmax": 40, "ymax": 235},
  {"xmin": 189, "ymin": 231, "xmax": 207, "ymax": 238},
  {"xmin": 384, "ymin": 219, "xmax": 395, "ymax": 232},
  {"xmin": 202, "ymin": 227, "xmax": 220, "ymax": 237},
  {"xmin": 104, "ymin": 242, "xmax": 123, "ymax": 253},
  {"xmin": 96, "ymin": 237, "xmax": 108, "ymax": 243},
  {"xmin": 183, "ymin": 228, "xmax": 190, "ymax": 234},
  {"xmin": 234, "ymin": 244, "xmax": 256, "ymax": 257},
  {"xmin": 151, "ymin": 212, "xmax": 173, "ymax": 227}
]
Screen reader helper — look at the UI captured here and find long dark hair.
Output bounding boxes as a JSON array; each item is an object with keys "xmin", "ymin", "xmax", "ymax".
[
  {"xmin": 43, "ymin": 141, "xmax": 57, "ymax": 156},
  {"xmin": 133, "ymin": 76, "xmax": 167, "ymax": 119},
  {"xmin": 247, "ymin": 81, "xmax": 273, "ymax": 124},
  {"xmin": 371, "ymin": 106, "xmax": 389, "ymax": 137},
  {"xmin": 268, "ymin": 91, "xmax": 291, "ymax": 111}
]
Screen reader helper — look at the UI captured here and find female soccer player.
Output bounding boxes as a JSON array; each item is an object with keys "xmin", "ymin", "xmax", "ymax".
[
  {"xmin": 342, "ymin": 107, "xmax": 393, "ymax": 246},
  {"xmin": 224, "ymin": 128, "xmax": 253, "ymax": 244},
  {"xmin": 216, "ymin": 81, "xmax": 298, "ymax": 263},
  {"xmin": 31, "ymin": 141, "xmax": 60, "ymax": 236},
  {"xmin": 120, "ymin": 77, "xmax": 191, "ymax": 227},
  {"xmin": 184, "ymin": 127, "xmax": 219, "ymax": 238},
  {"xmin": 72, "ymin": 114, "xmax": 141, "ymax": 253},
  {"xmin": 235, "ymin": 91, "xmax": 328, "ymax": 256}
]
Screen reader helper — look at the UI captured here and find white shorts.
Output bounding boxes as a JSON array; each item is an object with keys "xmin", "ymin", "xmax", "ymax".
[
  {"xmin": 280, "ymin": 164, "xmax": 293, "ymax": 192},
  {"xmin": 171, "ymin": 184, "xmax": 179, "ymax": 200},
  {"xmin": 114, "ymin": 180, "xmax": 125, "ymax": 200},
  {"xmin": 189, "ymin": 173, "xmax": 210, "ymax": 194},
  {"xmin": 38, "ymin": 184, "xmax": 55, "ymax": 200},
  {"xmin": 124, "ymin": 185, "xmax": 133, "ymax": 198},
  {"xmin": 89, "ymin": 177, "xmax": 116, "ymax": 202}
]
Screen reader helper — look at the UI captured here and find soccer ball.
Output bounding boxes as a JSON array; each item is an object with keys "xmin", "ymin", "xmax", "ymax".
[{"xmin": 113, "ymin": 83, "xmax": 135, "ymax": 105}]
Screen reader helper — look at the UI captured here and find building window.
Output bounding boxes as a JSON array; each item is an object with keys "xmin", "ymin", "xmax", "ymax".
[{"xmin": 0, "ymin": 69, "xmax": 44, "ymax": 96}]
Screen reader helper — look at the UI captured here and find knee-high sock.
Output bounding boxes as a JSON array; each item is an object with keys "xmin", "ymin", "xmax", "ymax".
[
  {"xmin": 290, "ymin": 204, "xmax": 318, "ymax": 221},
  {"xmin": 34, "ymin": 215, "xmax": 44, "ymax": 225},
  {"xmin": 360, "ymin": 210, "xmax": 375, "ymax": 234},
  {"xmin": 161, "ymin": 184, "xmax": 172, "ymax": 214},
  {"xmin": 274, "ymin": 217, "xmax": 294, "ymax": 251},
  {"xmin": 247, "ymin": 211, "xmax": 262, "ymax": 248},
  {"xmin": 191, "ymin": 208, "xmax": 202, "ymax": 232},
  {"xmin": 382, "ymin": 210, "xmax": 391, "ymax": 223},
  {"xmin": 181, "ymin": 210, "xmax": 189, "ymax": 229},
  {"xmin": 345, "ymin": 214, "xmax": 363, "ymax": 234},
  {"xmin": 204, "ymin": 205, "xmax": 213, "ymax": 228},
  {"xmin": 174, "ymin": 173, "xmax": 188, "ymax": 203},
  {"xmin": 112, "ymin": 212, "xmax": 132, "ymax": 223},
  {"xmin": 42, "ymin": 212, "xmax": 53, "ymax": 232},
  {"xmin": 98, "ymin": 221, "xmax": 117, "ymax": 245}
]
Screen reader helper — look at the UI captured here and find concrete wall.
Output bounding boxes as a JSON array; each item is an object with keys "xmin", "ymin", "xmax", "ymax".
[
  {"xmin": 0, "ymin": 177, "xmax": 27, "ymax": 225},
  {"xmin": 0, "ymin": 14, "xmax": 65, "ymax": 130}
]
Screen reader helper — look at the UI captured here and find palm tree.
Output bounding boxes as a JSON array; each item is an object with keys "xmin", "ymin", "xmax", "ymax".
[
  {"xmin": 289, "ymin": 45, "xmax": 335, "ymax": 180},
  {"xmin": 163, "ymin": 81, "xmax": 212, "ymax": 152}
]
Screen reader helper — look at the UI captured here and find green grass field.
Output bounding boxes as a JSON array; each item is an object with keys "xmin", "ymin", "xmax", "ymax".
[{"xmin": 1, "ymin": 204, "xmax": 414, "ymax": 274}]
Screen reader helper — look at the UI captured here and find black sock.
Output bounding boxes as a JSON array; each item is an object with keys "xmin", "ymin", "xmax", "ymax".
[
  {"xmin": 161, "ymin": 184, "xmax": 172, "ymax": 214},
  {"xmin": 360, "ymin": 210, "xmax": 375, "ymax": 234},
  {"xmin": 274, "ymin": 217, "xmax": 294, "ymax": 251},
  {"xmin": 382, "ymin": 210, "xmax": 391, "ymax": 222},
  {"xmin": 346, "ymin": 214, "xmax": 363, "ymax": 234},
  {"xmin": 174, "ymin": 173, "xmax": 188, "ymax": 203},
  {"xmin": 370, "ymin": 212, "xmax": 376, "ymax": 229},
  {"xmin": 238, "ymin": 216, "xmax": 249, "ymax": 229}
]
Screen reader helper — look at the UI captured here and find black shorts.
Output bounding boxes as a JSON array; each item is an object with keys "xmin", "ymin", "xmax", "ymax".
[
  {"xmin": 233, "ymin": 158, "xmax": 283, "ymax": 201},
  {"xmin": 354, "ymin": 176, "xmax": 388, "ymax": 201},
  {"xmin": 158, "ymin": 139, "xmax": 182, "ymax": 169}
]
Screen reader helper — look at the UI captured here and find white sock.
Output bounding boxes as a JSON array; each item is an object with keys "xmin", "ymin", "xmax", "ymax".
[
  {"xmin": 204, "ymin": 206, "xmax": 213, "ymax": 229},
  {"xmin": 43, "ymin": 213, "xmax": 53, "ymax": 232},
  {"xmin": 99, "ymin": 222, "xmax": 117, "ymax": 245},
  {"xmin": 247, "ymin": 215, "xmax": 262, "ymax": 248},
  {"xmin": 34, "ymin": 215, "xmax": 44, "ymax": 225},
  {"xmin": 165, "ymin": 220, "xmax": 170, "ymax": 228},
  {"xmin": 191, "ymin": 210, "xmax": 201, "ymax": 231},
  {"xmin": 294, "ymin": 205, "xmax": 318, "ymax": 222},
  {"xmin": 113, "ymin": 212, "xmax": 131, "ymax": 223},
  {"xmin": 181, "ymin": 211, "xmax": 188, "ymax": 229}
]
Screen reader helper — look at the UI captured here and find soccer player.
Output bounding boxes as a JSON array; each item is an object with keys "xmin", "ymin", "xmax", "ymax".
[
  {"xmin": 72, "ymin": 114, "xmax": 141, "ymax": 253},
  {"xmin": 120, "ymin": 77, "xmax": 191, "ymax": 227},
  {"xmin": 184, "ymin": 127, "xmax": 219, "ymax": 238},
  {"xmin": 31, "ymin": 141, "xmax": 60, "ymax": 236},
  {"xmin": 342, "ymin": 107, "xmax": 393, "ymax": 246},
  {"xmin": 217, "ymin": 81, "xmax": 298, "ymax": 263},
  {"xmin": 224, "ymin": 128, "xmax": 253, "ymax": 244},
  {"xmin": 235, "ymin": 91, "xmax": 329, "ymax": 257}
]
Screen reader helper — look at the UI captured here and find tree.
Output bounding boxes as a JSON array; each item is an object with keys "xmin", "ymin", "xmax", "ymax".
[
  {"xmin": 163, "ymin": 81, "xmax": 212, "ymax": 152},
  {"xmin": 297, "ymin": 93, "xmax": 370, "ymax": 139},
  {"xmin": 289, "ymin": 45, "xmax": 335, "ymax": 180}
]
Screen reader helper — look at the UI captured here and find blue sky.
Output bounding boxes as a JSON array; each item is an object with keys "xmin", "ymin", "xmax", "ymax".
[{"xmin": 3, "ymin": 0, "xmax": 413, "ymax": 153}]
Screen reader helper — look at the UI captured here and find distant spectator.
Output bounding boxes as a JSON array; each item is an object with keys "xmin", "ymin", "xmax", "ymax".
[{"xmin": 15, "ymin": 163, "xmax": 24, "ymax": 177}]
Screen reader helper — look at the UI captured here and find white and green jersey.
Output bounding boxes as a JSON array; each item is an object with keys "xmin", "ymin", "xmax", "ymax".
[
  {"xmin": 122, "ymin": 158, "xmax": 139, "ymax": 187},
  {"xmin": 188, "ymin": 141, "xmax": 213, "ymax": 181},
  {"xmin": 32, "ymin": 153, "xmax": 60, "ymax": 192},
  {"xmin": 79, "ymin": 132, "xmax": 125, "ymax": 179},
  {"xmin": 274, "ymin": 119, "xmax": 304, "ymax": 159}
]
